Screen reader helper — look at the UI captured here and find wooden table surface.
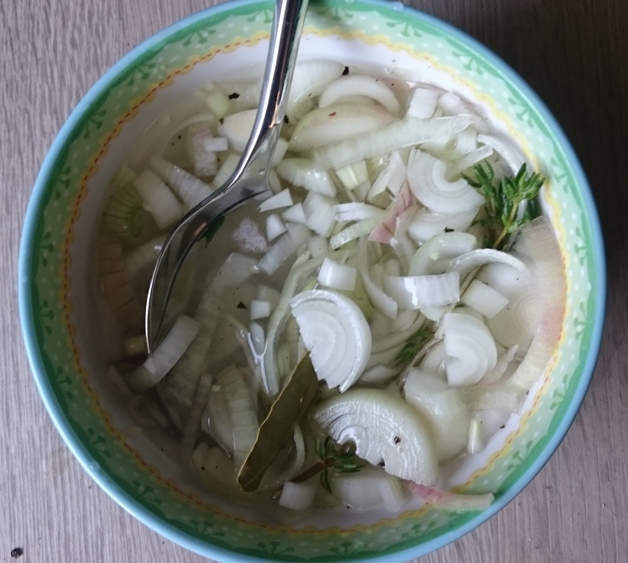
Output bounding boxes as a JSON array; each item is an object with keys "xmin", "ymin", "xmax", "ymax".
[{"xmin": 2, "ymin": 0, "xmax": 626, "ymax": 561}]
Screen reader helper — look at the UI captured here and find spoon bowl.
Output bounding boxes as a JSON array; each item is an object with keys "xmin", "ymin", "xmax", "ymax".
[{"xmin": 145, "ymin": 0, "xmax": 308, "ymax": 351}]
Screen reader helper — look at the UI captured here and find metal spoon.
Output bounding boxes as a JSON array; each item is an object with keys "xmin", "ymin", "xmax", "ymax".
[{"xmin": 145, "ymin": 0, "xmax": 309, "ymax": 352}]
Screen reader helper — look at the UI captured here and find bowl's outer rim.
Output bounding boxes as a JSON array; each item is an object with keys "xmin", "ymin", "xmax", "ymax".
[{"xmin": 18, "ymin": 0, "xmax": 606, "ymax": 562}]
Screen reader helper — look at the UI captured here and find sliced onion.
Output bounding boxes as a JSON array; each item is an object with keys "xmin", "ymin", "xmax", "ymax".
[
  {"xmin": 286, "ymin": 60, "xmax": 345, "ymax": 119},
  {"xmin": 335, "ymin": 160, "xmax": 369, "ymax": 191},
  {"xmin": 360, "ymin": 364, "xmax": 397, "ymax": 384},
  {"xmin": 477, "ymin": 133, "xmax": 527, "ymax": 174},
  {"xmin": 289, "ymin": 102, "xmax": 395, "ymax": 153},
  {"xmin": 368, "ymin": 150, "xmax": 406, "ymax": 200},
  {"xmin": 290, "ymin": 289, "xmax": 371, "ymax": 392},
  {"xmin": 313, "ymin": 389, "xmax": 438, "ymax": 484},
  {"xmin": 403, "ymin": 481, "xmax": 493, "ymax": 511},
  {"xmin": 277, "ymin": 158, "xmax": 337, "ymax": 197},
  {"xmin": 461, "ymin": 279, "xmax": 510, "ymax": 318},
  {"xmin": 358, "ymin": 236, "xmax": 398, "ymax": 319},
  {"xmin": 443, "ymin": 312, "xmax": 498, "ymax": 386},
  {"xmin": 467, "ymin": 418, "xmax": 483, "ymax": 454},
  {"xmin": 257, "ymin": 223, "xmax": 310, "ymax": 276},
  {"xmin": 409, "ymin": 231, "xmax": 477, "ymax": 276},
  {"xmin": 330, "ymin": 217, "xmax": 380, "ymax": 250},
  {"xmin": 313, "ymin": 115, "xmax": 473, "ymax": 170},
  {"xmin": 403, "ymin": 369, "xmax": 470, "ymax": 461},
  {"xmin": 319, "ymin": 75, "xmax": 401, "ymax": 115},
  {"xmin": 249, "ymin": 299, "xmax": 272, "ymax": 321},
  {"xmin": 506, "ymin": 218, "xmax": 566, "ymax": 391},
  {"xmin": 126, "ymin": 315, "xmax": 200, "ymax": 393},
  {"xmin": 123, "ymin": 235, "xmax": 166, "ymax": 282},
  {"xmin": 384, "ymin": 271, "xmax": 460, "ymax": 310},
  {"xmin": 185, "ymin": 123, "xmax": 226, "ymax": 177},
  {"xmin": 406, "ymin": 87, "xmax": 439, "ymax": 119},
  {"xmin": 334, "ymin": 202, "xmax": 385, "ymax": 223},
  {"xmin": 307, "ymin": 235, "xmax": 329, "ymax": 258},
  {"xmin": 369, "ymin": 183, "xmax": 415, "ymax": 244},
  {"xmin": 446, "ymin": 248, "xmax": 527, "ymax": 281},
  {"xmin": 447, "ymin": 145, "xmax": 493, "ymax": 178},
  {"xmin": 266, "ymin": 214, "xmax": 287, "ymax": 242},
  {"xmin": 407, "ymin": 207, "xmax": 477, "ymax": 244},
  {"xmin": 407, "ymin": 149, "xmax": 485, "ymax": 213}
]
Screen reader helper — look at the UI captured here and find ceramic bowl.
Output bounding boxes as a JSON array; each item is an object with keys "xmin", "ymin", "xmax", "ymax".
[{"xmin": 19, "ymin": 0, "xmax": 605, "ymax": 561}]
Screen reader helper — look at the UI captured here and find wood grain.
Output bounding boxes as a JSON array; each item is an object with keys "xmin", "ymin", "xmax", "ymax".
[{"xmin": 2, "ymin": 0, "xmax": 626, "ymax": 561}]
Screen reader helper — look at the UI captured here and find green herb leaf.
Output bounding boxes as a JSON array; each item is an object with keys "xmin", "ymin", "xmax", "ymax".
[
  {"xmin": 394, "ymin": 329, "xmax": 433, "ymax": 368},
  {"xmin": 463, "ymin": 162, "xmax": 544, "ymax": 250},
  {"xmin": 237, "ymin": 354, "xmax": 319, "ymax": 492}
]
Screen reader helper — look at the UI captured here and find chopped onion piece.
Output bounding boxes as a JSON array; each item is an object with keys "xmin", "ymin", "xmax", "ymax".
[
  {"xmin": 461, "ymin": 279, "xmax": 510, "ymax": 318},
  {"xmin": 249, "ymin": 299, "xmax": 272, "ymax": 321},
  {"xmin": 290, "ymin": 289, "xmax": 371, "ymax": 392},
  {"xmin": 409, "ymin": 231, "xmax": 477, "ymax": 276},
  {"xmin": 282, "ymin": 203, "xmax": 307, "ymax": 225},
  {"xmin": 332, "ymin": 466, "xmax": 407, "ymax": 510},
  {"xmin": 271, "ymin": 137, "xmax": 289, "ymax": 168},
  {"xmin": 407, "ymin": 149, "xmax": 485, "ymax": 213},
  {"xmin": 383, "ymin": 271, "xmax": 460, "ymax": 310},
  {"xmin": 403, "ymin": 369, "xmax": 470, "ymax": 461},
  {"xmin": 279, "ymin": 480, "xmax": 318, "ymax": 511},
  {"xmin": 317, "ymin": 258, "xmax": 357, "ymax": 291},
  {"xmin": 406, "ymin": 87, "xmax": 439, "ymax": 119},
  {"xmin": 204, "ymin": 87, "xmax": 231, "ymax": 118},
  {"xmin": 133, "ymin": 169, "xmax": 184, "ymax": 229},
  {"xmin": 217, "ymin": 108, "xmax": 256, "ymax": 153},
  {"xmin": 266, "ymin": 214, "xmax": 287, "ymax": 242},
  {"xmin": 148, "ymin": 155, "xmax": 214, "ymax": 209},
  {"xmin": 185, "ymin": 123, "xmax": 220, "ymax": 177},
  {"xmin": 320, "ymin": 75, "xmax": 401, "ymax": 115},
  {"xmin": 212, "ymin": 153, "xmax": 240, "ymax": 189},
  {"xmin": 126, "ymin": 315, "xmax": 200, "ymax": 393},
  {"xmin": 258, "ymin": 188, "xmax": 293, "ymax": 212},
  {"xmin": 335, "ymin": 161, "xmax": 369, "ymax": 191},
  {"xmin": 286, "ymin": 60, "xmax": 345, "ymax": 119},
  {"xmin": 507, "ymin": 218, "xmax": 566, "ymax": 391}
]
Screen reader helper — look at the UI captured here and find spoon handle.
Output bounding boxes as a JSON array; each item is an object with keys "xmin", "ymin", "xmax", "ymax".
[{"xmin": 146, "ymin": 0, "xmax": 309, "ymax": 350}]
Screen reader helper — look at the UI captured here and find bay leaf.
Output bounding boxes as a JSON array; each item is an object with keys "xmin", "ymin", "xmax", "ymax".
[{"xmin": 237, "ymin": 354, "xmax": 318, "ymax": 492}]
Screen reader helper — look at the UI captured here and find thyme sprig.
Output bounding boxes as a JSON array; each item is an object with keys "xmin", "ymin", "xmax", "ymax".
[
  {"xmin": 463, "ymin": 162, "xmax": 544, "ymax": 250},
  {"xmin": 393, "ymin": 329, "xmax": 433, "ymax": 368},
  {"xmin": 289, "ymin": 437, "xmax": 362, "ymax": 494}
]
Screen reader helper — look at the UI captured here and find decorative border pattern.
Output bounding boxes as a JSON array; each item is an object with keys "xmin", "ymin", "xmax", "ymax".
[{"xmin": 21, "ymin": 1, "xmax": 603, "ymax": 561}]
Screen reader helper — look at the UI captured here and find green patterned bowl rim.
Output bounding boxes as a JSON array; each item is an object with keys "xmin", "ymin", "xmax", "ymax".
[{"xmin": 18, "ymin": 0, "xmax": 606, "ymax": 561}]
